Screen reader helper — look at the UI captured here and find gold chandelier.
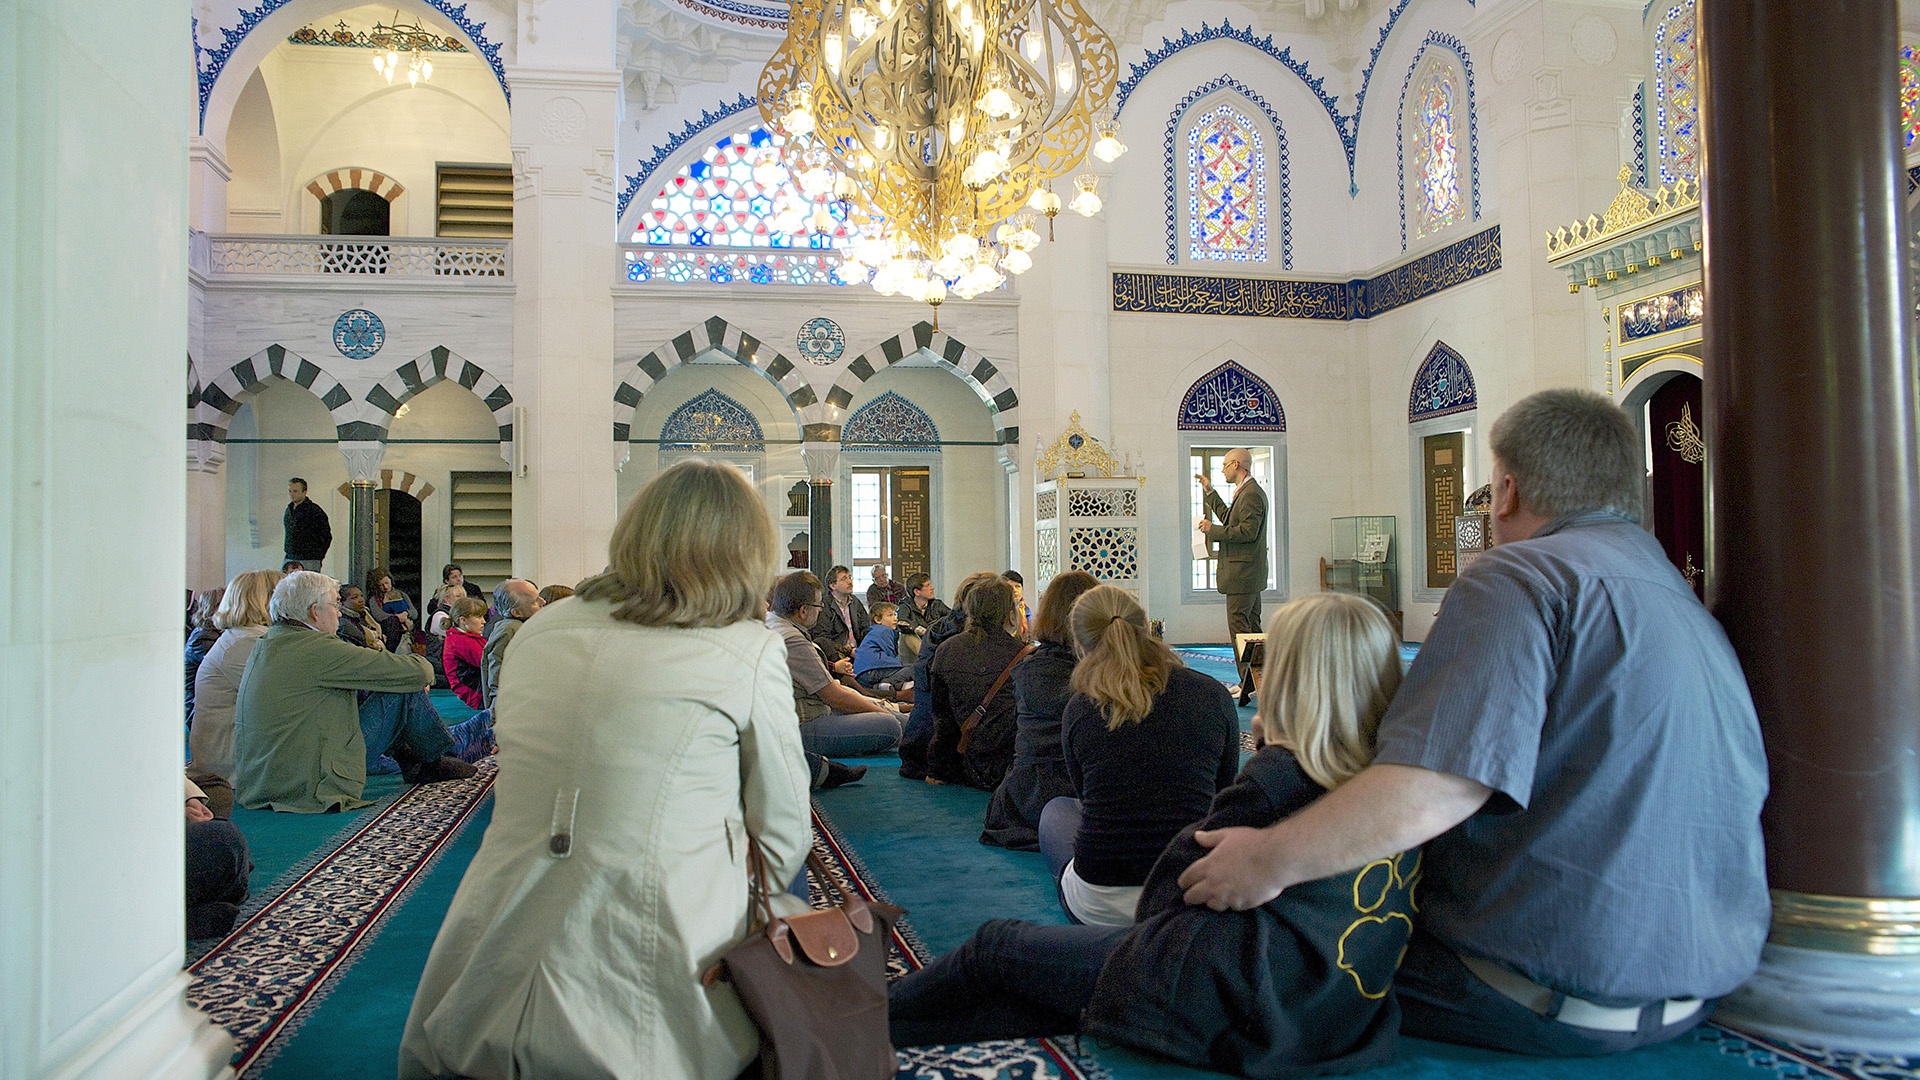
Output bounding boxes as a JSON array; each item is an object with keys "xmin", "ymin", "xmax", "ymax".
[
  {"xmin": 370, "ymin": 13, "xmax": 439, "ymax": 87},
  {"xmin": 758, "ymin": 0, "xmax": 1126, "ymax": 312}
]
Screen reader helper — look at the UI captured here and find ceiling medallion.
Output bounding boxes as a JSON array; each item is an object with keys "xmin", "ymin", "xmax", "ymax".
[
  {"xmin": 333, "ymin": 309, "xmax": 386, "ymax": 360},
  {"xmin": 796, "ymin": 317, "xmax": 847, "ymax": 365},
  {"xmin": 759, "ymin": 0, "xmax": 1127, "ymax": 322}
]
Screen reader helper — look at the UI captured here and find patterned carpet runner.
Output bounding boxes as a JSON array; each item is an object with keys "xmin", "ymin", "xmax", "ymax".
[{"xmin": 186, "ymin": 761, "xmax": 497, "ymax": 1075}]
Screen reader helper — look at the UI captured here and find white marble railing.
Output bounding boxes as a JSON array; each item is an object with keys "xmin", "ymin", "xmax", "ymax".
[{"xmin": 200, "ymin": 233, "xmax": 511, "ymax": 279}]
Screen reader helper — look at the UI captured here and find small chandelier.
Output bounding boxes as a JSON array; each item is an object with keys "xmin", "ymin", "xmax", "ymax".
[
  {"xmin": 370, "ymin": 13, "xmax": 439, "ymax": 87},
  {"xmin": 759, "ymin": 0, "xmax": 1124, "ymax": 316}
]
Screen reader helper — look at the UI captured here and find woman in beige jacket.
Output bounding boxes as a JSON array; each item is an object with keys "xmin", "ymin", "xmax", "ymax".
[
  {"xmin": 188, "ymin": 568, "xmax": 282, "ymax": 784},
  {"xmin": 400, "ymin": 460, "xmax": 813, "ymax": 1080}
]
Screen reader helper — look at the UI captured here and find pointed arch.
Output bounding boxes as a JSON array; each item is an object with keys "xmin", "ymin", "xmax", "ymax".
[
  {"xmin": 660, "ymin": 388, "xmax": 766, "ymax": 451},
  {"xmin": 613, "ymin": 316, "xmax": 815, "ymax": 441},
  {"xmin": 1408, "ymin": 341, "xmax": 1477, "ymax": 422},
  {"xmin": 361, "ymin": 346, "xmax": 514, "ymax": 445},
  {"xmin": 1165, "ymin": 76, "xmax": 1290, "ymax": 269},
  {"xmin": 196, "ymin": 344, "xmax": 355, "ymax": 443},
  {"xmin": 825, "ymin": 323, "xmax": 1019, "ymax": 446},
  {"xmin": 842, "ymin": 391, "xmax": 941, "ymax": 452},
  {"xmin": 1397, "ymin": 32, "xmax": 1481, "ymax": 251},
  {"xmin": 1177, "ymin": 361, "xmax": 1286, "ymax": 432}
]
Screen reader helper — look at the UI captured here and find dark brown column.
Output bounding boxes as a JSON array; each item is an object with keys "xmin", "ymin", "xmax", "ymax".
[
  {"xmin": 349, "ymin": 480, "xmax": 377, "ymax": 589},
  {"xmin": 808, "ymin": 481, "xmax": 834, "ymax": 575},
  {"xmin": 1701, "ymin": 0, "xmax": 1920, "ymax": 912}
]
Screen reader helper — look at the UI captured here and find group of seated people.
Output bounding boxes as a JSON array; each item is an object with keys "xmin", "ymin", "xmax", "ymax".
[{"xmin": 255, "ymin": 388, "xmax": 1769, "ymax": 1079}]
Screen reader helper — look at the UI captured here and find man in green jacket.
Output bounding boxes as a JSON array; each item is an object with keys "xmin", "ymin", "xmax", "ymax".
[
  {"xmin": 234, "ymin": 572, "xmax": 482, "ymax": 813},
  {"xmin": 1197, "ymin": 447, "xmax": 1269, "ymax": 706}
]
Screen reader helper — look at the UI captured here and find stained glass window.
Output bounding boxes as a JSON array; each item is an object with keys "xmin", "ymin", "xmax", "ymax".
[
  {"xmin": 1653, "ymin": 1, "xmax": 1699, "ymax": 184},
  {"xmin": 632, "ymin": 128, "xmax": 852, "ymax": 251},
  {"xmin": 1186, "ymin": 104, "xmax": 1267, "ymax": 262},
  {"xmin": 1902, "ymin": 44, "xmax": 1920, "ymax": 149},
  {"xmin": 1411, "ymin": 62, "xmax": 1464, "ymax": 240}
]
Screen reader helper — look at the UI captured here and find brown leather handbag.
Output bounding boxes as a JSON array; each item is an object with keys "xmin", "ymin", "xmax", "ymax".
[{"xmin": 710, "ymin": 839, "xmax": 903, "ymax": 1080}]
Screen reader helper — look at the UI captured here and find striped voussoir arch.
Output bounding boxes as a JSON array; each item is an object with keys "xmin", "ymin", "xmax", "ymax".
[
  {"xmin": 613, "ymin": 315, "xmax": 818, "ymax": 441},
  {"xmin": 359, "ymin": 347, "xmax": 514, "ymax": 446},
  {"xmin": 305, "ymin": 168, "xmax": 405, "ymax": 204},
  {"xmin": 333, "ymin": 469, "xmax": 435, "ymax": 502},
  {"xmin": 825, "ymin": 322, "xmax": 1019, "ymax": 445},
  {"xmin": 193, "ymin": 344, "xmax": 357, "ymax": 443}
]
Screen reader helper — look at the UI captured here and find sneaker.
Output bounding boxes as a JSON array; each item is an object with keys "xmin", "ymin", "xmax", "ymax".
[
  {"xmin": 403, "ymin": 755, "xmax": 478, "ymax": 785},
  {"xmin": 819, "ymin": 760, "xmax": 868, "ymax": 790}
]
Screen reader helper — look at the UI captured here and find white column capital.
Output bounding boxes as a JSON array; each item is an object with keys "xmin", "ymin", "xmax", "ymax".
[{"xmin": 339, "ymin": 441, "xmax": 386, "ymax": 484}]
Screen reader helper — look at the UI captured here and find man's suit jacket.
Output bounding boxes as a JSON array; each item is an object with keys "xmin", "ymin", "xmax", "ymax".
[
  {"xmin": 810, "ymin": 592, "xmax": 871, "ymax": 663},
  {"xmin": 1204, "ymin": 478, "xmax": 1269, "ymax": 597}
]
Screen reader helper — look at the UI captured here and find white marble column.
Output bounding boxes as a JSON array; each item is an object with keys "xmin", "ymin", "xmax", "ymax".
[
  {"xmin": 1, "ymin": 2, "xmax": 235, "ymax": 1077},
  {"xmin": 507, "ymin": 4, "xmax": 621, "ymax": 588}
]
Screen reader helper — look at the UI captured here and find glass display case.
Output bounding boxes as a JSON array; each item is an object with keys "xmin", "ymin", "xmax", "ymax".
[{"xmin": 1324, "ymin": 515, "xmax": 1399, "ymax": 613}]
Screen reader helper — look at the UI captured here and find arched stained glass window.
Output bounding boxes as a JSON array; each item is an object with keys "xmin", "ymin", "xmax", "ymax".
[
  {"xmin": 1411, "ymin": 63, "xmax": 1464, "ymax": 239},
  {"xmin": 1653, "ymin": 1, "xmax": 1699, "ymax": 184},
  {"xmin": 632, "ymin": 128, "xmax": 852, "ymax": 251},
  {"xmin": 1902, "ymin": 44, "xmax": 1920, "ymax": 149},
  {"xmin": 1187, "ymin": 104, "xmax": 1267, "ymax": 262}
]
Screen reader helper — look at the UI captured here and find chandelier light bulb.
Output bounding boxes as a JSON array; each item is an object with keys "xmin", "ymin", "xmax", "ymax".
[
  {"xmin": 824, "ymin": 31, "xmax": 844, "ymax": 74},
  {"xmin": 877, "ymin": 0, "xmax": 895, "ymax": 17},
  {"xmin": 373, "ymin": 54, "xmax": 386, "ymax": 74},
  {"xmin": 949, "ymin": 115, "xmax": 967, "ymax": 143},
  {"xmin": 420, "ymin": 58, "xmax": 433, "ymax": 80},
  {"xmin": 809, "ymin": 204, "xmax": 838, "ymax": 233},
  {"xmin": 1092, "ymin": 120, "xmax": 1126, "ymax": 162},
  {"xmin": 1021, "ymin": 29, "xmax": 1044, "ymax": 61},
  {"xmin": 1055, "ymin": 59, "xmax": 1075, "ymax": 92},
  {"xmin": 1029, "ymin": 186, "xmax": 1062, "ymax": 216},
  {"xmin": 1069, "ymin": 173, "xmax": 1102, "ymax": 216},
  {"xmin": 850, "ymin": 6, "xmax": 877, "ymax": 39},
  {"xmin": 1003, "ymin": 247, "xmax": 1033, "ymax": 274},
  {"xmin": 798, "ymin": 165, "xmax": 834, "ymax": 197},
  {"xmin": 873, "ymin": 125, "xmax": 892, "ymax": 151},
  {"xmin": 924, "ymin": 278, "xmax": 949, "ymax": 304},
  {"xmin": 978, "ymin": 84, "xmax": 1016, "ymax": 119}
]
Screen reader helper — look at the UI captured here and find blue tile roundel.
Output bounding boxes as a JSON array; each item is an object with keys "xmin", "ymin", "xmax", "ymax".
[
  {"xmin": 796, "ymin": 316, "xmax": 845, "ymax": 366},
  {"xmin": 333, "ymin": 309, "xmax": 385, "ymax": 360}
]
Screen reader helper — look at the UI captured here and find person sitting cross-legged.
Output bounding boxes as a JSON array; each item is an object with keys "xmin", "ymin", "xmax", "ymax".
[
  {"xmin": 853, "ymin": 602, "xmax": 912, "ymax": 691},
  {"xmin": 766, "ymin": 571, "xmax": 903, "ymax": 763},
  {"xmin": 890, "ymin": 593, "xmax": 1416, "ymax": 1078},
  {"xmin": 233, "ymin": 571, "xmax": 490, "ymax": 813},
  {"xmin": 981, "ymin": 569, "xmax": 1101, "ymax": 850}
]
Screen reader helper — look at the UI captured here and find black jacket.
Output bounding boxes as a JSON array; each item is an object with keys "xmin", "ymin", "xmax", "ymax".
[
  {"xmin": 1080, "ymin": 747, "xmax": 1417, "ymax": 1078},
  {"xmin": 899, "ymin": 607, "xmax": 968, "ymax": 779},
  {"xmin": 897, "ymin": 596, "xmax": 951, "ymax": 638},
  {"xmin": 283, "ymin": 498, "xmax": 332, "ymax": 561},
  {"xmin": 809, "ymin": 592, "xmax": 870, "ymax": 664},
  {"xmin": 927, "ymin": 628, "xmax": 1028, "ymax": 790},
  {"xmin": 980, "ymin": 640, "xmax": 1077, "ymax": 849}
]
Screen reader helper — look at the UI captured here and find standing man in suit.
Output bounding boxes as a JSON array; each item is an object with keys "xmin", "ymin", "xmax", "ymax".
[{"xmin": 1197, "ymin": 448, "xmax": 1268, "ymax": 706}]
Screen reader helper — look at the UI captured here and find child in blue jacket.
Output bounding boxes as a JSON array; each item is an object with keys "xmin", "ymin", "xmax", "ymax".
[{"xmin": 854, "ymin": 603, "xmax": 912, "ymax": 689}]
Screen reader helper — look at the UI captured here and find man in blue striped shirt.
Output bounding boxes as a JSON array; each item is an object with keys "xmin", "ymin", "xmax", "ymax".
[{"xmin": 1180, "ymin": 388, "xmax": 1768, "ymax": 1056}]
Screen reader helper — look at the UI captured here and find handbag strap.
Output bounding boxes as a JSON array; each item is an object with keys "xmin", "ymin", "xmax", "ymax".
[{"xmin": 957, "ymin": 643, "xmax": 1036, "ymax": 753}]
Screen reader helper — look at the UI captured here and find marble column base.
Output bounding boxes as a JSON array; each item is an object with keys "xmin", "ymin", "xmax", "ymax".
[{"xmin": 1714, "ymin": 943, "xmax": 1920, "ymax": 1055}]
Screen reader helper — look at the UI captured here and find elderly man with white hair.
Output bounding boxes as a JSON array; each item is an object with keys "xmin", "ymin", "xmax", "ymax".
[{"xmin": 233, "ymin": 571, "xmax": 491, "ymax": 813}]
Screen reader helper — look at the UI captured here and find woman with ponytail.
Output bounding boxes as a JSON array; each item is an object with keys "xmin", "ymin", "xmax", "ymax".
[{"xmin": 1039, "ymin": 586, "xmax": 1240, "ymax": 927}]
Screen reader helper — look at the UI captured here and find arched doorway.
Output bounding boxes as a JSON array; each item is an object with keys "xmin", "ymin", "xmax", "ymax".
[{"xmin": 377, "ymin": 489, "xmax": 424, "ymax": 602}]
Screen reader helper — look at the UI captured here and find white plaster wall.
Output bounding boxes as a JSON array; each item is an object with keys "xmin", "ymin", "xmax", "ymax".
[
  {"xmin": 383, "ymin": 378, "xmax": 514, "ymax": 588},
  {"xmin": 199, "ymin": 284, "xmax": 514, "ymax": 404},
  {"xmin": 841, "ymin": 367, "xmax": 1009, "ymax": 591},
  {"xmin": 617, "ymin": 361, "xmax": 809, "ymax": 552},
  {"xmin": 223, "ymin": 379, "xmax": 352, "ymax": 581},
  {"xmin": 226, "ymin": 37, "xmax": 510, "ymax": 235}
]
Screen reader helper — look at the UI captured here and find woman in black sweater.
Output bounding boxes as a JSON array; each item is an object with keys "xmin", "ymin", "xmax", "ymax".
[
  {"xmin": 1039, "ymin": 585, "xmax": 1240, "ymax": 927},
  {"xmin": 981, "ymin": 570, "xmax": 1100, "ymax": 849},
  {"xmin": 898, "ymin": 571, "xmax": 1002, "ymax": 780},
  {"xmin": 926, "ymin": 579, "xmax": 1028, "ymax": 789}
]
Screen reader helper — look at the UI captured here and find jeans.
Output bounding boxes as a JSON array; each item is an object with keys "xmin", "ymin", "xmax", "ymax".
[
  {"xmin": 800, "ymin": 710, "xmax": 902, "ymax": 758},
  {"xmin": 1038, "ymin": 796, "xmax": 1082, "ymax": 881},
  {"xmin": 855, "ymin": 666, "xmax": 910, "ymax": 688},
  {"xmin": 889, "ymin": 919, "xmax": 1128, "ymax": 1047},
  {"xmin": 358, "ymin": 689, "xmax": 455, "ymax": 769},
  {"xmin": 1394, "ymin": 930, "xmax": 1713, "ymax": 1055}
]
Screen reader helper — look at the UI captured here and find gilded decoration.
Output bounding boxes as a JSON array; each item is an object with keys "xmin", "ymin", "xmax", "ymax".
[
  {"xmin": 1036, "ymin": 411, "xmax": 1120, "ymax": 479},
  {"xmin": 1619, "ymin": 283, "xmax": 1704, "ymax": 342},
  {"xmin": 1113, "ymin": 226, "xmax": 1500, "ymax": 320},
  {"xmin": 1545, "ymin": 167, "xmax": 1699, "ymax": 260},
  {"xmin": 1664, "ymin": 401, "xmax": 1705, "ymax": 465}
]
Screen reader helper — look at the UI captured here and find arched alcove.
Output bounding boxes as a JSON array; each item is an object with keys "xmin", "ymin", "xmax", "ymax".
[
  {"xmin": 1175, "ymin": 360, "xmax": 1287, "ymax": 601},
  {"xmin": 222, "ymin": 376, "xmax": 346, "ymax": 580},
  {"xmin": 1406, "ymin": 341, "xmax": 1479, "ymax": 602}
]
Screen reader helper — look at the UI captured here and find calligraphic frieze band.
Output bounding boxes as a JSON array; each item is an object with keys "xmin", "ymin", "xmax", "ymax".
[{"xmin": 1113, "ymin": 225, "xmax": 1501, "ymax": 320}]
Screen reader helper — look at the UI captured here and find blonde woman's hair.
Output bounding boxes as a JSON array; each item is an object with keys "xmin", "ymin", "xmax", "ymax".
[
  {"xmin": 577, "ymin": 460, "xmax": 780, "ymax": 627},
  {"xmin": 1068, "ymin": 586, "xmax": 1184, "ymax": 729},
  {"xmin": 1255, "ymin": 593, "xmax": 1403, "ymax": 790},
  {"xmin": 214, "ymin": 570, "xmax": 282, "ymax": 629}
]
